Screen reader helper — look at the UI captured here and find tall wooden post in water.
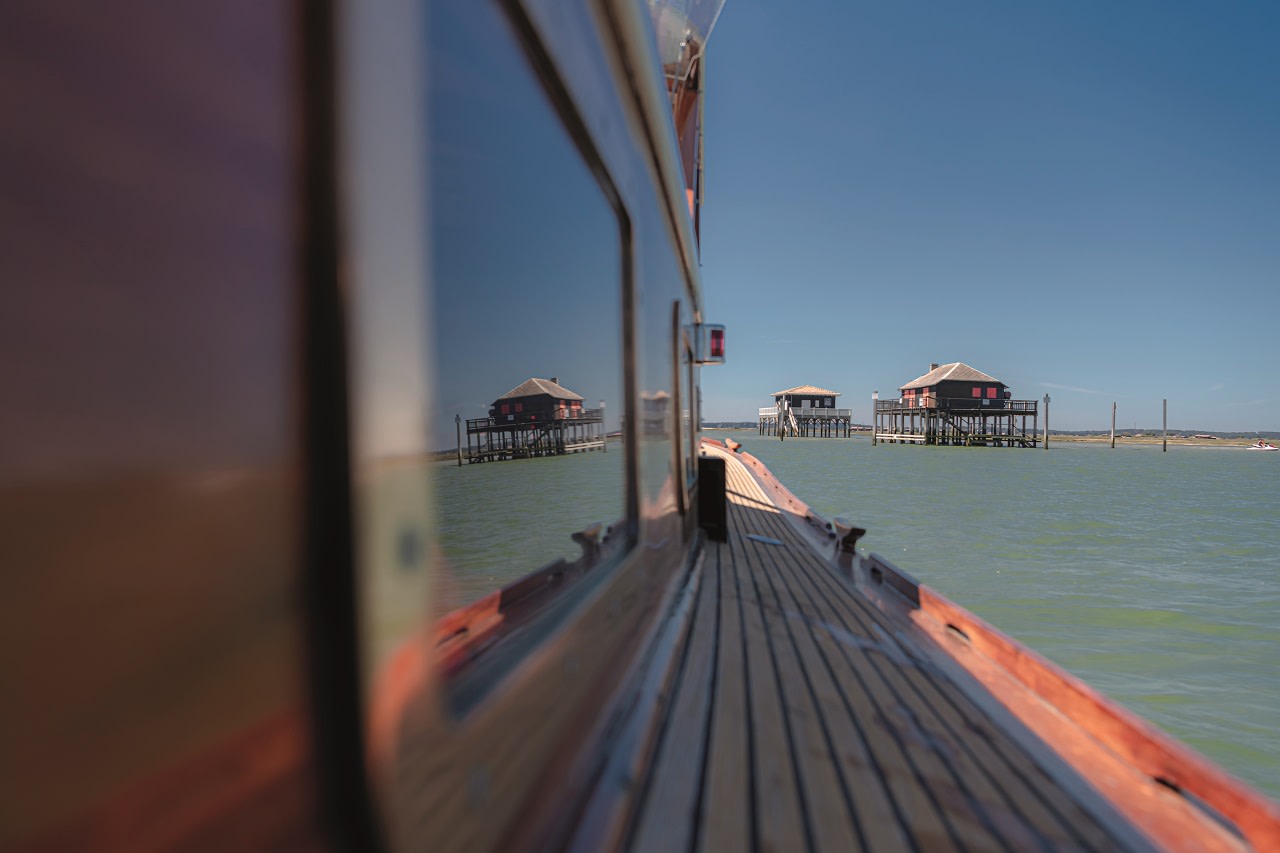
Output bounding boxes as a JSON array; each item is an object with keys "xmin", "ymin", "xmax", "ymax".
[
  {"xmin": 1163, "ymin": 399, "xmax": 1167, "ymax": 452},
  {"xmin": 872, "ymin": 391, "xmax": 878, "ymax": 446},
  {"xmin": 456, "ymin": 414, "xmax": 463, "ymax": 466},
  {"xmin": 1110, "ymin": 402, "xmax": 1117, "ymax": 448},
  {"xmin": 1043, "ymin": 394, "xmax": 1050, "ymax": 450}
]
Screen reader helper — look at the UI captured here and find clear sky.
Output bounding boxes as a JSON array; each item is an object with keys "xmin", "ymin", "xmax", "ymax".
[{"xmin": 696, "ymin": 1, "xmax": 1279, "ymax": 432}]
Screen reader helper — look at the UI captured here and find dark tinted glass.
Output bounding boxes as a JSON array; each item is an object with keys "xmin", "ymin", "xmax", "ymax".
[{"xmin": 427, "ymin": 0, "xmax": 627, "ymax": 612}]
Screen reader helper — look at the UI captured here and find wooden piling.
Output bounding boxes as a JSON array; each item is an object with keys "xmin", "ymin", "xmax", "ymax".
[
  {"xmin": 1110, "ymin": 402, "xmax": 1116, "ymax": 448},
  {"xmin": 456, "ymin": 414, "xmax": 463, "ymax": 467},
  {"xmin": 1043, "ymin": 394, "xmax": 1050, "ymax": 450},
  {"xmin": 1163, "ymin": 399, "xmax": 1167, "ymax": 452},
  {"xmin": 872, "ymin": 391, "xmax": 878, "ymax": 446}
]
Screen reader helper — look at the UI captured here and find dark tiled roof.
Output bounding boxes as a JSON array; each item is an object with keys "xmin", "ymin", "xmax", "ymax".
[
  {"xmin": 772, "ymin": 385, "xmax": 841, "ymax": 397},
  {"xmin": 900, "ymin": 362, "xmax": 1002, "ymax": 390},
  {"xmin": 496, "ymin": 377, "xmax": 585, "ymax": 401}
]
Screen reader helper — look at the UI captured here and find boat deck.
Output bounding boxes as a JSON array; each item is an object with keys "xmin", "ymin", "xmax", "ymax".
[{"xmin": 614, "ymin": 445, "xmax": 1264, "ymax": 852}]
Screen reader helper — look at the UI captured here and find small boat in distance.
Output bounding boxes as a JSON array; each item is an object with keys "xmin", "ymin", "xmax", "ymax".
[{"xmin": 1248, "ymin": 440, "xmax": 1278, "ymax": 451}]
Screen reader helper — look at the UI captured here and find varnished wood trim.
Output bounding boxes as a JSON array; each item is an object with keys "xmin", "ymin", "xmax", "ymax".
[{"xmin": 917, "ymin": 586, "xmax": 1280, "ymax": 851}]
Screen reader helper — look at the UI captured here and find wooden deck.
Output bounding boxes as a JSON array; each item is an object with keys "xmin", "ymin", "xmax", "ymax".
[{"xmin": 606, "ymin": 444, "xmax": 1273, "ymax": 852}]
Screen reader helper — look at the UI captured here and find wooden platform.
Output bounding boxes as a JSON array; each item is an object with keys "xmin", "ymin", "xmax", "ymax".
[
  {"xmin": 463, "ymin": 413, "xmax": 605, "ymax": 463},
  {"xmin": 874, "ymin": 399, "xmax": 1040, "ymax": 447},
  {"xmin": 599, "ymin": 444, "xmax": 1276, "ymax": 852}
]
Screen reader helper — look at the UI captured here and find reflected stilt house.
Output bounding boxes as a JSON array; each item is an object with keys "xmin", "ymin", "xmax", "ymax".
[
  {"xmin": 758, "ymin": 385, "xmax": 852, "ymax": 437},
  {"xmin": 875, "ymin": 362, "xmax": 1040, "ymax": 447},
  {"xmin": 464, "ymin": 377, "xmax": 604, "ymax": 462},
  {"xmin": 641, "ymin": 390, "xmax": 671, "ymax": 437}
]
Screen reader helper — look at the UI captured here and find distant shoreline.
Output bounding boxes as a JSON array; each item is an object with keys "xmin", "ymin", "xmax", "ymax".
[
  {"xmin": 1044, "ymin": 434, "xmax": 1264, "ymax": 448},
  {"xmin": 419, "ymin": 430, "xmax": 1270, "ymax": 459},
  {"xmin": 701, "ymin": 427, "xmax": 1270, "ymax": 448}
]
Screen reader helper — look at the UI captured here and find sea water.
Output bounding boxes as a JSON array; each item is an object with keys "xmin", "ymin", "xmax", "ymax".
[{"xmin": 433, "ymin": 432, "xmax": 1280, "ymax": 799}]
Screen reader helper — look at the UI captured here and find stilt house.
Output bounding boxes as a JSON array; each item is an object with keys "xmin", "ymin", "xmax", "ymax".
[
  {"xmin": 900, "ymin": 363, "xmax": 1009, "ymax": 410},
  {"xmin": 875, "ymin": 362, "xmax": 1039, "ymax": 447},
  {"xmin": 490, "ymin": 377, "xmax": 585, "ymax": 423},
  {"xmin": 466, "ymin": 377, "xmax": 603, "ymax": 462},
  {"xmin": 758, "ymin": 385, "xmax": 852, "ymax": 437}
]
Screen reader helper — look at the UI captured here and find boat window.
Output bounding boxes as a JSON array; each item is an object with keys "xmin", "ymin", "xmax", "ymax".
[
  {"xmin": 343, "ymin": 0, "xmax": 630, "ymax": 730},
  {"xmin": 426, "ymin": 0, "xmax": 628, "ymax": 614},
  {"xmin": 667, "ymin": 303, "xmax": 685, "ymax": 515},
  {"xmin": 685, "ymin": 324, "xmax": 698, "ymax": 488},
  {"xmin": 637, "ymin": 230, "xmax": 687, "ymax": 528}
]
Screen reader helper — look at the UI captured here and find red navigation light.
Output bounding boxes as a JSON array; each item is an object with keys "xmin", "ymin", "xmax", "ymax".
[{"xmin": 697, "ymin": 324, "xmax": 726, "ymax": 364}]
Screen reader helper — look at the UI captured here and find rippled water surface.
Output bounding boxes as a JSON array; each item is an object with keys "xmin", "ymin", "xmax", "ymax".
[
  {"xmin": 433, "ymin": 447, "xmax": 625, "ymax": 610},
  {"xmin": 707, "ymin": 431, "xmax": 1280, "ymax": 799}
]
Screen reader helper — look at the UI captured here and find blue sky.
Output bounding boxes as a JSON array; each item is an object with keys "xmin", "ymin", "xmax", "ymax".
[{"xmin": 696, "ymin": 2, "xmax": 1279, "ymax": 431}]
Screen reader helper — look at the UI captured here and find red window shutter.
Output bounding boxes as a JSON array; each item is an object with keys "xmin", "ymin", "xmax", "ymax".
[
  {"xmin": 971, "ymin": 387, "xmax": 981, "ymax": 398},
  {"xmin": 501, "ymin": 404, "xmax": 509, "ymax": 415},
  {"xmin": 987, "ymin": 387, "xmax": 997, "ymax": 398}
]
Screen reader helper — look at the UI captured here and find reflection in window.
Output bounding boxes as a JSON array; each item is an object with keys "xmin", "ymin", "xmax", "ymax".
[
  {"xmin": 428, "ymin": 0, "xmax": 626, "ymax": 612},
  {"xmin": 684, "ymin": 325, "xmax": 697, "ymax": 486}
]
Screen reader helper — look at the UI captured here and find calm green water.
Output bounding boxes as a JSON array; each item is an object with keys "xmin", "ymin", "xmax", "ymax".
[
  {"xmin": 432, "ymin": 447, "xmax": 625, "ymax": 610},
  {"xmin": 433, "ymin": 433, "xmax": 1280, "ymax": 799},
  {"xmin": 707, "ymin": 431, "xmax": 1280, "ymax": 800}
]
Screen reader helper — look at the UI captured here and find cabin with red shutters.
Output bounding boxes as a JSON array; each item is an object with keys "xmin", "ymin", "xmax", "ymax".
[
  {"xmin": 489, "ymin": 377, "xmax": 586, "ymax": 424},
  {"xmin": 875, "ymin": 362, "xmax": 1040, "ymax": 447},
  {"xmin": 465, "ymin": 377, "xmax": 605, "ymax": 461}
]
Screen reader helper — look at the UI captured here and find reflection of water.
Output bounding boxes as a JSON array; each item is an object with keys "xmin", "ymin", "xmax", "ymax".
[
  {"xmin": 432, "ymin": 446, "xmax": 624, "ymax": 611},
  {"xmin": 706, "ymin": 431, "xmax": 1280, "ymax": 799}
]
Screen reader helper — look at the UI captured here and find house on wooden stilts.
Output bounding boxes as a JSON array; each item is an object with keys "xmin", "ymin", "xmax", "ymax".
[
  {"xmin": 758, "ymin": 385, "xmax": 852, "ymax": 437},
  {"xmin": 875, "ymin": 363, "xmax": 1039, "ymax": 447},
  {"xmin": 465, "ymin": 377, "xmax": 604, "ymax": 462}
]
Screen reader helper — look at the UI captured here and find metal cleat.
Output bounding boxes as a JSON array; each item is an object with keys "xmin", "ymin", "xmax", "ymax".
[
  {"xmin": 572, "ymin": 521, "xmax": 607, "ymax": 563},
  {"xmin": 832, "ymin": 516, "xmax": 867, "ymax": 573}
]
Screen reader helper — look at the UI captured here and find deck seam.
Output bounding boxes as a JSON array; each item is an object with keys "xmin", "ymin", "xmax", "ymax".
[
  {"xmin": 688, "ymin": 544, "xmax": 720, "ymax": 853},
  {"xmin": 731, "ymin": 532, "xmax": 762, "ymax": 853}
]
